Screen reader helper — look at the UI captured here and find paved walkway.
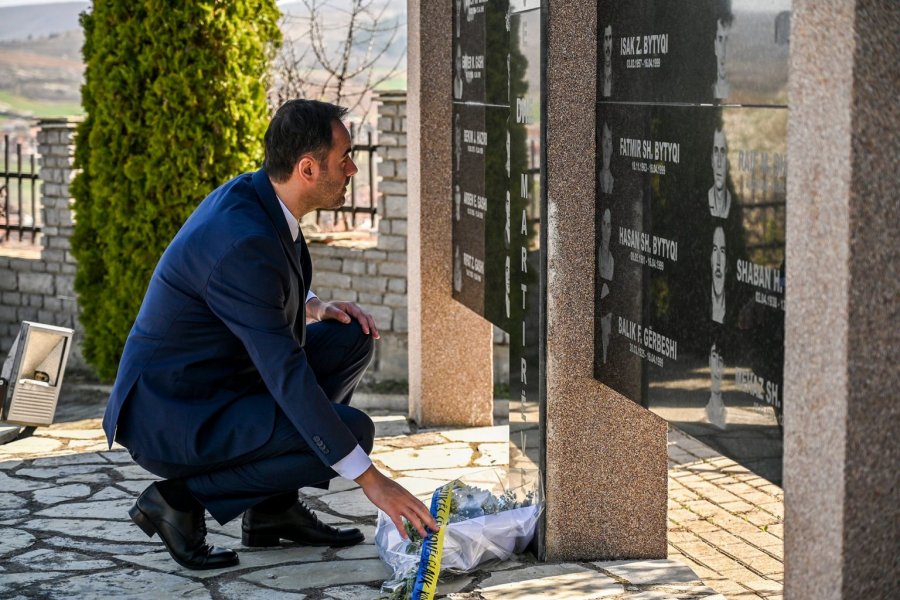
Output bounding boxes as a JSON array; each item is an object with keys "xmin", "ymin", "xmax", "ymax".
[
  {"xmin": 0, "ymin": 386, "xmax": 782, "ymax": 599},
  {"xmin": 666, "ymin": 430, "xmax": 784, "ymax": 600}
]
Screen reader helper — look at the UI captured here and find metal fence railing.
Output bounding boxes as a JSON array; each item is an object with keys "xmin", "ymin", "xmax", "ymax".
[
  {"xmin": 1, "ymin": 134, "xmax": 41, "ymax": 243},
  {"xmin": 315, "ymin": 123, "xmax": 379, "ymax": 231},
  {"xmin": 736, "ymin": 171, "xmax": 786, "ymax": 261}
]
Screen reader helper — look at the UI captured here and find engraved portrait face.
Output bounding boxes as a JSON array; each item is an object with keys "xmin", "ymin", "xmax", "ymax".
[
  {"xmin": 455, "ymin": 113, "xmax": 461, "ymax": 171},
  {"xmin": 712, "ymin": 129, "xmax": 728, "ymax": 192},
  {"xmin": 711, "ymin": 226, "xmax": 726, "ymax": 297},
  {"xmin": 454, "ymin": 244, "xmax": 463, "ymax": 292},
  {"xmin": 602, "ymin": 122, "xmax": 613, "ymax": 170},
  {"xmin": 505, "ymin": 129, "xmax": 511, "ymax": 176},
  {"xmin": 505, "ymin": 256, "xmax": 510, "ymax": 296},
  {"xmin": 709, "ymin": 343, "xmax": 724, "ymax": 394},
  {"xmin": 601, "ymin": 208, "xmax": 612, "ymax": 249},
  {"xmin": 505, "ymin": 190, "xmax": 511, "ymax": 245},
  {"xmin": 603, "ymin": 25, "xmax": 613, "ymax": 65},
  {"xmin": 454, "ymin": 184, "xmax": 461, "ymax": 221},
  {"xmin": 715, "ymin": 19, "xmax": 728, "ymax": 82}
]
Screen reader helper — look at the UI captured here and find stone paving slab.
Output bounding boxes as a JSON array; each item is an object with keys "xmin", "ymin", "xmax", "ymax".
[
  {"xmin": 0, "ymin": 403, "xmax": 778, "ymax": 599},
  {"xmin": 439, "ymin": 426, "xmax": 509, "ymax": 443},
  {"xmin": 240, "ymin": 557, "xmax": 392, "ymax": 590},
  {"xmin": 593, "ymin": 559, "xmax": 701, "ymax": 586},
  {"xmin": 116, "ymin": 545, "xmax": 328, "ymax": 579},
  {"xmin": 40, "ymin": 569, "xmax": 211, "ymax": 599},
  {"xmin": 218, "ymin": 580, "xmax": 306, "ymax": 600},
  {"xmin": 10, "ymin": 547, "xmax": 118, "ymax": 570},
  {"xmin": 32, "ymin": 483, "xmax": 92, "ymax": 505},
  {"xmin": 324, "ymin": 583, "xmax": 382, "ymax": 599},
  {"xmin": 373, "ymin": 415, "xmax": 414, "ymax": 438},
  {"xmin": 475, "ymin": 563, "xmax": 624, "ymax": 599},
  {"xmin": 377, "ymin": 443, "xmax": 475, "ymax": 471}
]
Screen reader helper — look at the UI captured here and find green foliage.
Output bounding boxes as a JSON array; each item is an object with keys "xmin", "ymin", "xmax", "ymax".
[{"xmin": 71, "ymin": 1, "xmax": 282, "ymax": 380}]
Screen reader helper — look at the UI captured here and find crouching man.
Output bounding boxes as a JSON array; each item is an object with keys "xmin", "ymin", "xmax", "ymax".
[{"xmin": 103, "ymin": 99, "xmax": 436, "ymax": 569}]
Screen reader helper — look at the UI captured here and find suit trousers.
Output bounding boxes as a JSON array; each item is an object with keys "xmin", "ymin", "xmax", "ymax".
[{"xmin": 126, "ymin": 319, "xmax": 376, "ymax": 524}]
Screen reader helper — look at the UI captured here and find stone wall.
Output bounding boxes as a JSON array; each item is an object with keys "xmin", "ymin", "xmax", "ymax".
[
  {"xmin": 0, "ymin": 119, "xmax": 83, "ymax": 369},
  {"xmin": 1, "ymin": 95, "xmax": 506, "ymax": 384},
  {"xmin": 301, "ymin": 91, "xmax": 409, "ymax": 380},
  {"xmin": 0, "ymin": 95, "xmax": 441, "ymax": 383},
  {"xmin": 0, "ymin": 99, "xmax": 413, "ymax": 379}
]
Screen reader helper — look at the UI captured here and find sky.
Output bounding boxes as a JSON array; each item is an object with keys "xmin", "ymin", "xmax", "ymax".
[
  {"xmin": 0, "ymin": 0, "xmax": 301, "ymax": 5},
  {"xmin": 0, "ymin": 0, "xmax": 80, "ymax": 6}
]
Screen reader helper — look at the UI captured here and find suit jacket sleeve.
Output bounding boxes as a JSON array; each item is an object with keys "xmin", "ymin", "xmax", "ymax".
[{"xmin": 204, "ymin": 233, "xmax": 358, "ymax": 466}]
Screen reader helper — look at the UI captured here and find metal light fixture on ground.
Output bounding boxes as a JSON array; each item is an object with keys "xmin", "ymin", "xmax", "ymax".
[{"xmin": 0, "ymin": 321, "xmax": 75, "ymax": 429}]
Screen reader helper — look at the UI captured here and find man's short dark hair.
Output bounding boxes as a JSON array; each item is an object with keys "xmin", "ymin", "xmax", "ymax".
[{"xmin": 263, "ymin": 100, "xmax": 349, "ymax": 183}]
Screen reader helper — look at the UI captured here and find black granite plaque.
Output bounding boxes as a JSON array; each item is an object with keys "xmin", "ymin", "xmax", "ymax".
[
  {"xmin": 452, "ymin": 104, "xmax": 509, "ymax": 323},
  {"xmin": 451, "ymin": 2, "xmax": 546, "ymax": 525},
  {"xmin": 594, "ymin": 103, "xmax": 786, "ymax": 481},
  {"xmin": 598, "ymin": 0, "xmax": 790, "ymax": 106},
  {"xmin": 454, "ymin": 0, "xmax": 511, "ymax": 106},
  {"xmin": 509, "ymin": 7, "xmax": 542, "ymax": 447},
  {"xmin": 452, "ymin": 3, "xmax": 543, "ymax": 334}
]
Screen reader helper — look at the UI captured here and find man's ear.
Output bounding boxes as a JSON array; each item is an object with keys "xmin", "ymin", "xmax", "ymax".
[{"xmin": 296, "ymin": 156, "xmax": 318, "ymax": 183}]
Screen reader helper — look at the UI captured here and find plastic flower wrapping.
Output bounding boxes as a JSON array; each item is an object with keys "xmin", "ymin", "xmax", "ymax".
[{"xmin": 375, "ymin": 468, "xmax": 543, "ymax": 600}]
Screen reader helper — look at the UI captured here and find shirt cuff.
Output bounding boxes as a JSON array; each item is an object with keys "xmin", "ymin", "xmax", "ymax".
[
  {"xmin": 331, "ymin": 444, "xmax": 372, "ymax": 480},
  {"xmin": 306, "ymin": 290, "xmax": 318, "ymax": 303}
]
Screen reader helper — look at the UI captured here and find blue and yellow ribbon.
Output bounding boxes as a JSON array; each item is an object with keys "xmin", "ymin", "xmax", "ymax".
[{"xmin": 411, "ymin": 481, "xmax": 455, "ymax": 600}]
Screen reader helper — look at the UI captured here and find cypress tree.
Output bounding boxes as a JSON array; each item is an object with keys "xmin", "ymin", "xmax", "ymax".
[{"xmin": 71, "ymin": 1, "xmax": 281, "ymax": 380}]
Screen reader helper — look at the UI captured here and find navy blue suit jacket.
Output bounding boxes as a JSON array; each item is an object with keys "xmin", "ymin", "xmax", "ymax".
[{"xmin": 103, "ymin": 169, "xmax": 358, "ymax": 468}]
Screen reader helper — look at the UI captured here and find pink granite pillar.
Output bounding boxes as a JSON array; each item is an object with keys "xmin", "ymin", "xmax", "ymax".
[
  {"xmin": 784, "ymin": 2, "xmax": 900, "ymax": 598},
  {"xmin": 406, "ymin": 0, "xmax": 494, "ymax": 427},
  {"xmin": 543, "ymin": 0, "xmax": 668, "ymax": 560}
]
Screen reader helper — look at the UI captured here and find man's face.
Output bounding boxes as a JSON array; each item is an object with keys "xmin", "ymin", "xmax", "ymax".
[
  {"xmin": 601, "ymin": 208, "xmax": 611, "ymax": 247},
  {"xmin": 455, "ymin": 115, "xmax": 461, "ymax": 167},
  {"xmin": 712, "ymin": 129, "xmax": 727, "ymax": 191},
  {"xmin": 313, "ymin": 120, "xmax": 357, "ymax": 210},
  {"xmin": 711, "ymin": 227, "xmax": 726, "ymax": 296},
  {"xmin": 604, "ymin": 26, "xmax": 612, "ymax": 64},
  {"xmin": 715, "ymin": 20, "xmax": 728, "ymax": 80},
  {"xmin": 709, "ymin": 344, "xmax": 723, "ymax": 392},
  {"xmin": 602, "ymin": 123, "xmax": 613, "ymax": 169}
]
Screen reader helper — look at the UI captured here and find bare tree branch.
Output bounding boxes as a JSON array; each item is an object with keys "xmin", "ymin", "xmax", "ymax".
[{"xmin": 269, "ymin": 0, "xmax": 405, "ymax": 119}]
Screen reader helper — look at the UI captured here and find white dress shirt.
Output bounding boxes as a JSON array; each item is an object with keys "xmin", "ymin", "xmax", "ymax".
[{"xmin": 277, "ymin": 197, "xmax": 372, "ymax": 481}]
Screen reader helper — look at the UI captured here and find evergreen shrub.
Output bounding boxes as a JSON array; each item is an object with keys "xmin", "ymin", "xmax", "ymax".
[{"xmin": 72, "ymin": 1, "xmax": 281, "ymax": 380}]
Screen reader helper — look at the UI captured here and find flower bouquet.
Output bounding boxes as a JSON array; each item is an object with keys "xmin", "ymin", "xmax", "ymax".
[{"xmin": 375, "ymin": 468, "xmax": 542, "ymax": 600}]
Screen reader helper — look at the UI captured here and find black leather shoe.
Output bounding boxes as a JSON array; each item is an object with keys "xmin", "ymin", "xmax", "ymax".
[
  {"xmin": 242, "ymin": 499, "xmax": 364, "ymax": 548},
  {"xmin": 129, "ymin": 482, "xmax": 239, "ymax": 570}
]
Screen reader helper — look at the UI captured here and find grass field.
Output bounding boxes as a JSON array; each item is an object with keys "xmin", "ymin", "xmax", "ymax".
[{"xmin": 0, "ymin": 90, "xmax": 82, "ymax": 119}]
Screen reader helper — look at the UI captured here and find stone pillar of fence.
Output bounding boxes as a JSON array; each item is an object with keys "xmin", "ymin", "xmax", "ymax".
[
  {"xmin": 0, "ymin": 119, "xmax": 82, "ymax": 366},
  {"xmin": 37, "ymin": 119, "xmax": 79, "ymax": 282},
  {"xmin": 38, "ymin": 119, "xmax": 82, "ymax": 366},
  {"xmin": 303, "ymin": 92, "xmax": 411, "ymax": 380},
  {"xmin": 374, "ymin": 90, "xmax": 410, "ymax": 338}
]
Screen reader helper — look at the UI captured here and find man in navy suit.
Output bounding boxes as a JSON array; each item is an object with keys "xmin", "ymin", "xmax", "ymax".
[{"xmin": 103, "ymin": 100, "xmax": 437, "ymax": 570}]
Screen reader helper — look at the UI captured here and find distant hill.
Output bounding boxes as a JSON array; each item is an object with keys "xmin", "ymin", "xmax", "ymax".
[
  {"xmin": 0, "ymin": 2, "xmax": 88, "ymax": 42},
  {"xmin": 0, "ymin": 0, "xmax": 408, "ymax": 118},
  {"xmin": 0, "ymin": 29, "xmax": 84, "ymax": 105}
]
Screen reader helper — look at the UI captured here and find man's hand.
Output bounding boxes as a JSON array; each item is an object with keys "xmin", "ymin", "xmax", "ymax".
[
  {"xmin": 355, "ymin": 465, "xmax": 438, "ymax": 540},
  {"xmin": 307, "ymin": 298, "xmax": 380, "ymax": 339}
]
